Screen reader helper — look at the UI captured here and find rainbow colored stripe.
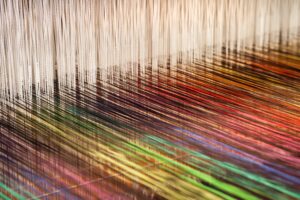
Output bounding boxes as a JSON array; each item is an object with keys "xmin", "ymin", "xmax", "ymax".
[{"xmin": 0, "ymin": 43, "xmax": 300, "ymax": 199}]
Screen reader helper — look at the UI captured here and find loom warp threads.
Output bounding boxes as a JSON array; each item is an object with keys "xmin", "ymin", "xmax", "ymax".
[
  {"xmin": 1, "ymin": 42, "xmax": 300, "ymax": 199},
  {"xmin": 0, "ymin": 0, "xmax": 299, "ymax": 98},
  {"xmin": 0, "ymin": 0, "xmax": 300, "ymax": 200}
]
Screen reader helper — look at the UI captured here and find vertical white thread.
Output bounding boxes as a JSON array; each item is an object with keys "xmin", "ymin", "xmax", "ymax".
[{"xmin": 0, "ymin": 0, "xmax": 299, "ymax": 99}]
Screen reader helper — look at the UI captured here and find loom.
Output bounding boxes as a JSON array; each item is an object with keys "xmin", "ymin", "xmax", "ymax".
[{"xmin": 0, "ymin": 0, "xmax": 300, "ymax": 199}]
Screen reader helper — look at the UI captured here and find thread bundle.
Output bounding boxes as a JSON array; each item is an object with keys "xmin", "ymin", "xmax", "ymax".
[
  {"xmin": 0, "ymin": 0, "xmax": 299, "ymax": 99},
  {"xmin": 1, "ymin": 1, "xmax": 300, "ymax": 199},
  {"xmin": 0, "ymin": 43, "xmax": 300, "ymax": 199}
]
